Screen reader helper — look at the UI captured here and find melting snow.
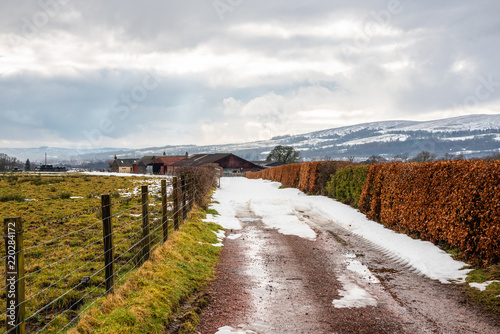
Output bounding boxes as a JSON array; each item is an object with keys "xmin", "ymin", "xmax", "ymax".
[
  {"xmin": 345, "ymin": 258, "xmax": 380, "ymax": 284},
  {"xmin": 469, "ymin": 280, "xmax": 500, "ymax": 291},
  {"xmin": 332, "ymin": 283, "xmax": 378, "ymax": 308},
  {"xmin": 211, "ymin": 230, "xmax": 225, "ymax": 247},
  {"xmin": 215, "ymin": 326, "xmax": 258, "ymax": 334}
]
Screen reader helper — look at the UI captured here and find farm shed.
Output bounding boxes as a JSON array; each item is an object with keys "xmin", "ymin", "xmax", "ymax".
[
  {"xmin": 153, "ymin": 155, "xmax": 187, "ymax": 174},
  {"xmin": 170, "ymin": 153, "xmax": 264, "ymax": 175}
]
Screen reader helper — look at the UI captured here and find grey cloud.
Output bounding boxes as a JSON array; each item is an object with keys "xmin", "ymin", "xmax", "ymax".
[{"xmin": 1, "ymin": 0, "xmax": 499, "ymax": 148}]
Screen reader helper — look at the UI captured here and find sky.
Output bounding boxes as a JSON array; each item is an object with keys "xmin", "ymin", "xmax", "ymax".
[{"xmin": 1, "ymin": 0, "xmax": 500, "ymax": 150}]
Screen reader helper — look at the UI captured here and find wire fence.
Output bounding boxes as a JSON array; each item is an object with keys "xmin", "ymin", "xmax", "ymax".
[{"xmin": 1, "ymin": 174, "xmax": 195, "ymax": 334}]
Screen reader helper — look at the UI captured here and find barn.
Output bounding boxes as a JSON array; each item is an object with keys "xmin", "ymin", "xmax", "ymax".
[
  {"xmin": 153, "ymin": 155, "xmax": 187, "ymax": 174},
  {"xmin": 170, "ymin": 153, "xmax": 263, "ymax": 175}
]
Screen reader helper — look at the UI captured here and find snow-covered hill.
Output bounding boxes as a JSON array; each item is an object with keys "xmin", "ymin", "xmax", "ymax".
[{"xmin": 2, "ymin": 114, "xmax": 500, "ymax": 163}]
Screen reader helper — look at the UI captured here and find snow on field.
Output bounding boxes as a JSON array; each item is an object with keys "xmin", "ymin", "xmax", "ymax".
[
  {"xmin": 81, "ymin": 171, "xmax": 170, "ymax": 178},
  {"xmin": 210, "ymin": 178, "xmax": 471, "ymax": 284}
]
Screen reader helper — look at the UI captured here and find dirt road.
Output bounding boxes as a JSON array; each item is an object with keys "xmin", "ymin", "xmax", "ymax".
[{"xmin": 197, "ymin": 180, "xmax": 500, "ymax": 334}]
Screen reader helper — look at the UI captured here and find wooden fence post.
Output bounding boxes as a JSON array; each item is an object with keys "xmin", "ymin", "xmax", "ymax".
[
  {"xmin": 101, "ymin": 195, "xmax": 114, "ymax": 294},
  {"xmin": 181, "ymin": 175, "xmax": 187, "ymax": 221},
  {"xmin": 141, "ymin": 185, "xmax": 150, "ymax": 263},
  {"xmin": 188, "ymin": 174, "xmax": 194, "ymax": 210},
  {"xmin": 4, "ymin": 217, "xmax": 25, "ymax": 334},
  {"xmin": 173, "ymin": 177, "xmax": 180, "ymax": 231},
  {"xmin": 161, "ymin": 179, "xmax": 168, "ymax": 243}
]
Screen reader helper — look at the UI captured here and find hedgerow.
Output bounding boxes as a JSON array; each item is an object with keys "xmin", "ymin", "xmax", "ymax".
[{"xmin": 358, "ymin": 160, "xmax": 500, "ymax": 266}]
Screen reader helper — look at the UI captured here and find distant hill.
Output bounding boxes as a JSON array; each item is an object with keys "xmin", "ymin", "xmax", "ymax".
[{"xmin": 2, "ymin": 114, "xmax": 500, "ymax": 164}]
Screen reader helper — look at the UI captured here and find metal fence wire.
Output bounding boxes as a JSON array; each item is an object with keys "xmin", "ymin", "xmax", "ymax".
[{"xmin": 1, "ymin": 175, "xmax": 195, "ymax": 334}]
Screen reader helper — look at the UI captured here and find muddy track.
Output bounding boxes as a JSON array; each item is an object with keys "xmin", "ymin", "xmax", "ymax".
[{"xmin": 198, "ymin": 204, "xmax": 500, "ymax": 334}]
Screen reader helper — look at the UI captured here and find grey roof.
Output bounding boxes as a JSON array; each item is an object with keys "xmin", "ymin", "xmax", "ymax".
[
  {"xmin": 139, "ymin": 156, "xmax": 157, "ymax": 165},
  {"xmin": 171, "ymin": 153, "xmax": 232, "ymax": 167},
  {"xmin": 116, "ymin": 159, "xmax": 139, "ymax": 167},
  {"xmin": 251, "ymin": 161, "xmax": 287, "ymax": 167}
]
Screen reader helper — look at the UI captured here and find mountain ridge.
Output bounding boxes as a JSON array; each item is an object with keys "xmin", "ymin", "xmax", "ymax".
[{"xmin": 2, "ymin": 114, "xmax": 499, "ymax": 164}]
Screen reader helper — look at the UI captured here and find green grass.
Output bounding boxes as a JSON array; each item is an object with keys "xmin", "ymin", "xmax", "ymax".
[
  {"xmin": 0, "ymin": 174, "xmax": 169, "ymax": 333},
  {"xmin": 68, "ymin": 207, "xmax": 222, "ymax": 334},
  {"xmin": 465, "ymin": 264, "xmax": 500, "ymax": 313},
  {"xmin": 206, "ymin": 208, "xmax": 219, "ymax": 216}
]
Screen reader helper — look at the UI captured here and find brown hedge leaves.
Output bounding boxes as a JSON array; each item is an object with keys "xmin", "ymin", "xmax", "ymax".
[{"xmin": 358, "ymin": 160, "xmax": 500, "ymax": 266}]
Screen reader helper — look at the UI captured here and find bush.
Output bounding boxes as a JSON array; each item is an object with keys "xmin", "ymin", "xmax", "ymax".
[
  {"xmin": 325, "ymin": 165, "xmax": 367, "ymax": 208},
  {"xmin": 59, "ymin": 192, "xmax": 71, "ymax": 199},
  {"xmin": 174, "ymin": 164, "xmax": 219, "ymax": 209}
]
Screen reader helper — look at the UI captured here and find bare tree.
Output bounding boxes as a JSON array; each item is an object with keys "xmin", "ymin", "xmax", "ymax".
[{"xmin": 410, "ymin": 151, "xmax": 437, "ymax": 162}]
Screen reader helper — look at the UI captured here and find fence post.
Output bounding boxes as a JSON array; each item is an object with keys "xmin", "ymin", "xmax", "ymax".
[
  {"xmin": 4, "ymin": 217, "xmax": 25, "ymax": 334},
  {"xmin": 161, "ymin": 179, "xmax": 168, "ymax": 243},
  {"xmin": 181, "ymin": 175, "xmax": 187, "ymax": 221},
  {"xmin": 188, "ymin": 174, "xmax": 194, "ymax": 210},
  {"xmin": 101, "ymin": 195, "xmax": 114, "ymax": 294},
  {"xmin": 141, "ymin": 185, "xmax": 150, "ymax": 263},
  {"xmin": 173, "ymin": 177, "xmax": 180, "ymax": 231}
]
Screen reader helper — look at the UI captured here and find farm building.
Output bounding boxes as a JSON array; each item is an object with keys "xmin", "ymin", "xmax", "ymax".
[
  {"xmin": 110, "ymin": 157, "xmax": 140, "ymax": 173},
  {"xmin": 137, "ymin": 156, "xmax": 156, "ymax": 174},
  {"xmin": 153, "ymin": 155, "xmax": 187, "ymax": 174},
  {"xmin": 170, "ymin": 153, "xmax": 263, "ymax": 175}
]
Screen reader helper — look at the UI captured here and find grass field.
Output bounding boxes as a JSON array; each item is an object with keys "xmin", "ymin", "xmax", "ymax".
[{"xmin": 0, "ymin": 173, "xmax": 174, "ymax": 333}]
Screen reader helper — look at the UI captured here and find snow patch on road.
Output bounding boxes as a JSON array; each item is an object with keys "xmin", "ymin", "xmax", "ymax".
[
  {"xmin": 345, "ymin": 258, "xmax": 380, "ymax": 284},
  {"xmin": 249, "ymin": 199, "xmax": 317, "ymax": 240},
  {"xmin": 332, "ymin": 282, "xmax": 378, "ymax": 308},
  {"xmin": 210, "ymin": 179, "xmax": 316, "ymax": 240},
  {"xmin": 215, "ymin": 326, "xmax": 258, "ymax": 334}
]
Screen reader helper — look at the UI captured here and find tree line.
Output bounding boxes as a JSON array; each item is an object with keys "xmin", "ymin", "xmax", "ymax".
[{"xmin": 0, "ymin": 153, "xmax": 24, "ymax": 172}]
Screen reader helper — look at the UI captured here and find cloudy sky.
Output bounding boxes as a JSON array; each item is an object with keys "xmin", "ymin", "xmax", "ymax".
[{"xmin": 1, "ymin": 0, "xmax": 499, "ymax": 150}]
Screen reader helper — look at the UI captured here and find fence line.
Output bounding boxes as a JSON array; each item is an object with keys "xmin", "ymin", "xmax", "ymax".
[{"xmin": 2, "ymin": 174, "xmax": 196, "ymax": 334}]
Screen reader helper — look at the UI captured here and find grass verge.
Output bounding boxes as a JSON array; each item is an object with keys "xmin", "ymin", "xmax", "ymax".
[
  {"xmin": 464, "ymin": 264, "xmax": 500, "ymax": 313},
  {"xmin": 68, "ymin": 207, "xmax": 223, "ymax": 334}
]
